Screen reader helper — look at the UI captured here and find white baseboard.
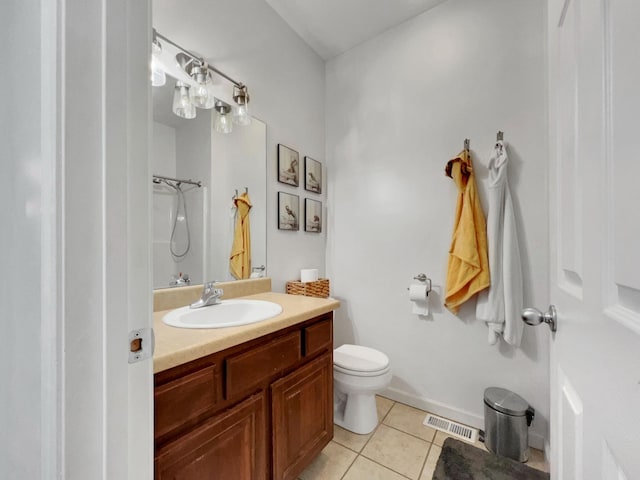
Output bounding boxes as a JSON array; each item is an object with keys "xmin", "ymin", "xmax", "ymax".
[{"xmin": 381, "ymin": 387, "xmax": 546, "ymax": 451}]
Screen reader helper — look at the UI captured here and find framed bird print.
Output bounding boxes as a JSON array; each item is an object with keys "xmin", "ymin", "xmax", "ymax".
[
  {"xmin": 278, "ymin": 192, "xmax": 299, "ymax": 231},
  {"xmin": 304, "ymin": 156, "xmax": 322, "ymax": 193},
  {"xmin": 305, "ymin": 198, "xmax": 322, "ymax": 233},
  {"xmin": 278, "ymin": 144, "xmax": 300, "ymax": 187}
]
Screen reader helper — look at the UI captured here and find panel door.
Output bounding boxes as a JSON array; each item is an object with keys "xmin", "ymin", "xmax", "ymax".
[
  {"xmin": 547, "ymin": 0, "xmax": 640, "ymax": 478},
  {"xmin": 155, "ymin": 392, "xmax": 267, "ymax": 480},
  {"xmin": 271, "ymin": 352, "xmax": 333, "ymax": 480}
]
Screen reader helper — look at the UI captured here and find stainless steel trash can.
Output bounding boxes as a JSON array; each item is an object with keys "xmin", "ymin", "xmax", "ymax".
[{"xmin": 483, "ymin": 387, "xmax": 534, "ymax": 462}]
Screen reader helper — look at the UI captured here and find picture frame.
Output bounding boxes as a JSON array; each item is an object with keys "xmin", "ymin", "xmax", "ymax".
[
  {"xmin": 304, "ymin": 156, "xmax": 322, "ymax": 194},
  {"xmin": 304, "ymin": 198, "xmax": 322, "ymax": 233},
  {"xmin": 277, "ymin": 144, "xmax": 299, "ymax": 187},
  {"xmin": 278, "ymin": 192, "xmax": 299, "ymax": 231}
]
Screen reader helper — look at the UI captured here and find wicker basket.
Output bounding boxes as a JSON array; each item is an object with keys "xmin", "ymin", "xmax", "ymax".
[{"xmin": 286, "ymin": 278, "xmax": 330, "ymax": 298}]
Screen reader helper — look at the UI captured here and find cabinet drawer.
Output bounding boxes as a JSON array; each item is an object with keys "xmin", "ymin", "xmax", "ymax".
[
  {"xmin": 155, "ymin": 363, "xmax": 221, "ymax": 440},
  {"xmin": 304, "ymin": 318, "xmax": 332, "ymax": 357},
  {"xmin": 226, "ymin": 331, "xmax": 301, "ymax": 399}
]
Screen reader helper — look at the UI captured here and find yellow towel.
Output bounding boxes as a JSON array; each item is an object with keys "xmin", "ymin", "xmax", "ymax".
[
  {"xmin": 444, "ymin": 150, "xmax": 490, "ymax": 313},
  {"xmin": 229, "ymin": 192, "xmax": 252, "ymax": 279}
]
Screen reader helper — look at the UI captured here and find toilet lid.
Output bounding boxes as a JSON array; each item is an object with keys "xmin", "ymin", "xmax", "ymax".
[{"xmin": 334, "ymin": 344, "xmax": 389, "ymax": 373}]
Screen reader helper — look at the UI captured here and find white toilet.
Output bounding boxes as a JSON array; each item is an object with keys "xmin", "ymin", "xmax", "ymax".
[{"xmin": 333, "ymin": 344, "xmax": 392, "ymax": 434}]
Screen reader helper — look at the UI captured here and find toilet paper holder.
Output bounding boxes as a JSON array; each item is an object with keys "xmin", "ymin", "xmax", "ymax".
[{"xmin": 407, "ymin": 273, "xmax": 432, "ymax": 294}]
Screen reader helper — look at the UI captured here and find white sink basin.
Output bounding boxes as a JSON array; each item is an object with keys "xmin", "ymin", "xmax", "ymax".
[{"xmin": 162, "ymin": 299, "xmax": 283, "ymax": 329}]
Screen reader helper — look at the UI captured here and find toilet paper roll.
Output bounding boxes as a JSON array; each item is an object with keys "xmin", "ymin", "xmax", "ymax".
[
  {"xmin": 409, "ymin": 284, "xmax": 430, "ymax": 315},
  {"xmin": 300, "ymin": 268, "xmax": 319, "ymax": 283}
]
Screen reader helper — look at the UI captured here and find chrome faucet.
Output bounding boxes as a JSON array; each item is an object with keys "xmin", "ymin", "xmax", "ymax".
[{"xmin": 190, "ymin": 281, "xmax": 224, "ymax": 309}]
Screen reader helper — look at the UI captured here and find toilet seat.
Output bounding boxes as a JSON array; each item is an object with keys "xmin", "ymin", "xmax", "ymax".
[
  {"xmin": 334, "ymin": 344, "xmax": 390, "ymax": 376},
  {"xmin": 334, "ymin": 363, "xmax": 391, "ymax": 377}
]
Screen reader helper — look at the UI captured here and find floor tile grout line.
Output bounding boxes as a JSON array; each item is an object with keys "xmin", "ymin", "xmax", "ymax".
[
  {"xmin": 332, "ymin": 441, "xmax": 361, "ymax": 455},
  {"xmin": 335, "ymin": 399, "xmax": 400, "ymax": 478},
  {"xmin": 417, "ymin": 442, "xmax": 434, "ymax": 480},
  {"xmin": 355, "ymin": 399, "xmax": 396, "ymax": 454},
  {"xmin": 336, "ymin": 399, "xmax": 433, "ymax": 479},
  {"xmin": 357, "ymin": 453, "xmax": 415, "ymax": 479},
  {"xmin": 381, "ymin": 422, "xmax": 436, "ymax": 445},
  {"xmin": 338, "ymin": 449, "xmax": 360, "ymax": 480},
  {"xmin": 378, "ymin": 400, "xmax": 396, "ymax": 423}
]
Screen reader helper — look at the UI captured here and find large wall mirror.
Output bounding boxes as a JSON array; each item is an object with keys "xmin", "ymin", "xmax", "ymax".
[{"xmin": 151, "ymin": 82, "xmax": 266, "ymax": 289}]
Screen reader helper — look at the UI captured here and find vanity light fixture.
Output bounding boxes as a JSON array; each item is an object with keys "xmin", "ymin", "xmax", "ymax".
[
  {"xmin": 151, "ymin": 29, "xmax": 251, "ymax": 133},
  {"xmin": 213, "ymin": 100, "xmax": 233, "ymax": 134}
]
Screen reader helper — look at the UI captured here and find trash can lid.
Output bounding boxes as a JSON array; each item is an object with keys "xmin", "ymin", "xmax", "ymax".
[{"xmin": 484, "ymin": 387, "xmax": 529, "ymax": 416}]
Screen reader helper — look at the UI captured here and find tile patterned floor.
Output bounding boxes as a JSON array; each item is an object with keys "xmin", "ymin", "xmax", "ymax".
[{"xmin": 299, "ymin": 395, "xmax": 549, "ymax": 480}]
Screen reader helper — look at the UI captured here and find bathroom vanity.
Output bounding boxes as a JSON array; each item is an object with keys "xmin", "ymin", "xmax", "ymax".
[{"xmin": 153, "ymin": 285, "xmax": 339, "ymax": 480}]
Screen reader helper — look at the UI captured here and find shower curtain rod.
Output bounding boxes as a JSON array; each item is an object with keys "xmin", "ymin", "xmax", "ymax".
[{"xmin": 152, "ymin": 174, "xmax": 202, "ymax": 188}]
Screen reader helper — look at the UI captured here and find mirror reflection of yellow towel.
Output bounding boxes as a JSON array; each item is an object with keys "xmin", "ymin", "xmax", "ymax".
[
  {"xmin": 230, "ymin": 192, "xmax": 252, "ymax": 279},
  {"xmin": 444, "ymin": 150, "xmax": 490, "ymax": 314}
]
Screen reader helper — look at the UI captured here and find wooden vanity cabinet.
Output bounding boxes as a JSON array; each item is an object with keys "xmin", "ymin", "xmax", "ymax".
[
  {"xmin": 272, "ymin": 353, "xmax": 333, "ymax": 480},
  {"xmin": 155, "ymin": 392, "xmax": 267, "ymax": 480},
  {"xmin": 154, "ymin": 313, "xmax": 333, "ymax": 480}
]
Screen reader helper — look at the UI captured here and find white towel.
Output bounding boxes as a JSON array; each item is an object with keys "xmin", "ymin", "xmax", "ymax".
[{"xmin": 476, "ymin": 141, "xmax": 524, "ymax": 346}]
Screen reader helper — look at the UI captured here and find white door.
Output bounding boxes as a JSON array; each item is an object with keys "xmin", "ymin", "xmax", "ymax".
[
  {"xmin": 1, "ymin": 0, "xmax": 153, "ymax": 478},
  {"xmin": 62, "ymin": 0, "xmax": 154, "ymax": 478},
  {"xmin": 546, "ymin": 0, "xmax": 640, "ymax": 478}
]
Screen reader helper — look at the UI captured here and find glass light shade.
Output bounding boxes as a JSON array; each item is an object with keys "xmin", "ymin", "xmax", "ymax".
[
  {"xmin": 151, "ymin": 57, "xmax": 166, "ymax": 87},
  {"xmin": 189, "ymin": 65, "xmax": 215, "ymax": 109},
  {"xmin": 172, "ymin": 82, "xmax": 196, "ymax": 119},
  {"xmin": 214, "ymin": 109, "xmax": 233, "ymax": 134},
  {"xmin": 232, "ymin": 103, "xmax": 251, "ymax": 126},
  {"xmin": 232, "ymin": 85, "xmax": 251, "ymax": 126},
  {"xmin": 190, "ymin": 83, "xmax": 215, "ymax": 109},
  {"xmin": 150, "ymin": 39, "xmax": 166, "ymax": 87}
]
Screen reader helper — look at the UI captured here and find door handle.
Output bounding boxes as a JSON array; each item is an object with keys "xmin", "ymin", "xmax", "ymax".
[{"xmin": 521, "ymin": 305, "xmax": 557, "ymax": 332}]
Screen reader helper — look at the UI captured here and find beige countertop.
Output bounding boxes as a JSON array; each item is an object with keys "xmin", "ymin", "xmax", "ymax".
[{"xmin": 153, "ymin": 292, "xmax": 340, "ymax": 373}]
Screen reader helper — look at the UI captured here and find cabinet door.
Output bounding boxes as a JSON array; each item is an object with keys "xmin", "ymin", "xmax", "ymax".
[
  {"xmin": 155, "ymin": 392, "xmax": 267, "ymax": 480},
  {"xmin": 271, "ymin": 352, "xmax": 333, "ymax": 480}
]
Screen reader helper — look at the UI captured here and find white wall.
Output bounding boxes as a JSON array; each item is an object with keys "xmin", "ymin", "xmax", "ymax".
[
  {"xmin": 153, "ymin": 0, "xmax": 327, "ymax": 291},
  {"xmin": 175, "ymin": 113, "xmax": 211, "ymax": 283},
  {"xmin": 325, "ymin": 0, "xmax": 549, "ymax": 447},
  {"xmin": 210, "ymin": 119, "xmax": 268, "ymax": 281},
  {"xmin": 152, "ymin": 122, "xmax": 179, "ymax": 287},
  {"xmin": 152, "ymin": 117, "xmax": 211, "ymax": 288}
]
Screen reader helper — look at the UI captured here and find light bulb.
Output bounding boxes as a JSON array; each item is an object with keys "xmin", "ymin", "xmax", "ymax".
[
  {"xmin": 214, "ymin": 111, "xmax": 233, "ymax": 134},
  {"xmin": 232, "ymin": 85, "xmax": 251, "ymax": 126},
  {"xmin": 214, "ymin": 101, "xmax": 233, "ymax": 134},
  {"xmin": 151, "ymin": 57, "xmax": 166, "ymax": 87},
  {"xmin": 233, "ymin": 104, "xmax": 251, "ymax": 126},
  {"xmin": 150, "ymin": 38, "xmax": 166, "ymax": 87},
  {"xmin": 189, "ymin": 64, "xmax": 215, "ymax": 109},
  {"xmin": 172, "ymin": 82, "xmax": 196, "ymax": 119}
]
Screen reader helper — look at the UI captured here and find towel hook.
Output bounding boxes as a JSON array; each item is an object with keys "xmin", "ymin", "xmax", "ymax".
[
  {"xmin": 497, "ymin": 131, "xmax": 504, "ymax": 141},
  {"xmin": 244, "ymin": 187, "xmax": 248, "ymax": 194},
  {"xmin": 464, "ymin": 138, "xmax": 470, "ymax": 152}
]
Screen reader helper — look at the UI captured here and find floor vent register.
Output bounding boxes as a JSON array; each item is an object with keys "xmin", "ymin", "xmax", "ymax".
[{"xmin": 423, "ymin": 413, "xmax": 479, "ymax": 443}]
